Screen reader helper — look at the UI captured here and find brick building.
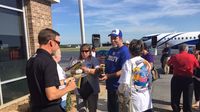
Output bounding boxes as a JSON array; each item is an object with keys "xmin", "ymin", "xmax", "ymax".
[{"xmin": 0, "ymin": 0, "xmax": 59, "ymax": 106}]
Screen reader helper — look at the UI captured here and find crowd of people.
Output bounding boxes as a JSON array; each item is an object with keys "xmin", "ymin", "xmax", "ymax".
[{"xmin": 26, "ymin": 28, "xmax": 200, "ymax": 112}]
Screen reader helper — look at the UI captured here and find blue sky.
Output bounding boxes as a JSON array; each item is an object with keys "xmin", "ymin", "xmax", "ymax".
[{"xmin": 52, "ymin": 0, "xmax": 200, "ymax": 44}]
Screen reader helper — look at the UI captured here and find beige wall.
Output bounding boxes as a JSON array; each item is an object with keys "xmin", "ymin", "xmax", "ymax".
[{"xmin": 25, "ymin": 0, "xmax": 53, "ymax": 56}]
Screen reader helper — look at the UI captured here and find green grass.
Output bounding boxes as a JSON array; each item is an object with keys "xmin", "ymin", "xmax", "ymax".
[{"xmin": 60, "ymin": 48, "xmax": 80, "ymax": 52}]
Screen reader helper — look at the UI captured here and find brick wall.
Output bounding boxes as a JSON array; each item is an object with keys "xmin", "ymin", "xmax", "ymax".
[{"xmin": 25, "ymin": 0, "xmax": 53, "ymax": 56}]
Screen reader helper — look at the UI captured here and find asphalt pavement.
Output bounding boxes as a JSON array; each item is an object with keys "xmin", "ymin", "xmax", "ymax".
[
  {"xmin": 96, "ymin": 49, "xmax": 199, "ymax": 112},
  {"xmin": 96, "ymin": 75, "xmax": 174, "ymax": 112}
]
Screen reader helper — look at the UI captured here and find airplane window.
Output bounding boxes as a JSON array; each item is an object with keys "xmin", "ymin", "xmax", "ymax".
[
  {"xmin": 194, "ymin": 37, "xmax": 196, "ymax": 39},
  {"xmin": 174, "ymin": 38, "xmax": 176, "ymax": 40},
  {"xmin": 190, "ymin": 37, "xmax": 192, "ymax": 39},
  {"xmin": 141, "ymin": 37, "xmax": 151, "ymax": 41},
  {"xmin": 182, "ymin": 37, "xmax": 184, "ymax": 39},
  {"xmin": 186, "ymin": 37, "xmax": 188, "ymax": 39},
  {"xmin": 178, "ymin": 37, "xmax": 180, "ymax": 40}
]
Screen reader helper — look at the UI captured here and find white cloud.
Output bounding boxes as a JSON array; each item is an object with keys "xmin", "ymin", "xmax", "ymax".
[
  {"xmin": 79, "ymin": 0, "xmax": 200, "ymax": 35},
  {"xmin": 57, "ymin": 0, "xmax": 200, "ymax": 43}
]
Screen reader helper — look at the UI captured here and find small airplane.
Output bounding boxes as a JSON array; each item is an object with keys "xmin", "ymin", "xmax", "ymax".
[{"xmin": 141, "ymin": 31, "xmax": 200, "ymax": 49}]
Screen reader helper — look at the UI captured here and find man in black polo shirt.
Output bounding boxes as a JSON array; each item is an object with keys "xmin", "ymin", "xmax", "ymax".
[{"xmin": 26, "ymin": 28, "xmax": 76, "ymax": 112}]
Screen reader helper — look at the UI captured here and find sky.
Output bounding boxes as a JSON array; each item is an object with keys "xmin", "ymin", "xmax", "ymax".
[{"xmin": 52, "ymin": 0, "xmax": 200, "ymax": 45}]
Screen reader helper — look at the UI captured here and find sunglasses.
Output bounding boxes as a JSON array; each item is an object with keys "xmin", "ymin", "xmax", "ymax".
[
  {"xmin": 81, "ymin": 50, "xmax": 90, "ymax": 53},
  {"xmin": 53, "ymin": 40, "xmax": 60, "ymax": 45}
]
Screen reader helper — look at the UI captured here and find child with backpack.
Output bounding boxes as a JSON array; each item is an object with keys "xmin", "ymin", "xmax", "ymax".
[{"xmin": 118, "ymin": 39, "xmax": 153, "ymax": 112}]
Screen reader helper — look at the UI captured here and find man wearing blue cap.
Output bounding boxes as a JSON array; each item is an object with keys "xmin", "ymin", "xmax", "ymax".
[{"xmin": 100, "ymin": 29, "xmax": 131, "ymax": 112}]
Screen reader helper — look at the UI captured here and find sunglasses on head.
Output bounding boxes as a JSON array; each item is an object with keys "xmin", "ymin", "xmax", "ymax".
[
  {"xmin": 81, "ymin": 50, "xmax": 89, "ymax": 53},
  {"xmin": 53, "ymin": 40, "xmax": 60, "ymax": 45}
]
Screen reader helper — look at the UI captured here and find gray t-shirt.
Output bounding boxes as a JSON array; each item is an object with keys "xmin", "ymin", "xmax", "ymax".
[{"xmin": 82, "ymin": 57, "xmax": 100, "ymax": 94}]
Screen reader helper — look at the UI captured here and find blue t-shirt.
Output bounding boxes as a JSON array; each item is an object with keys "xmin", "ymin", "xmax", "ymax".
[{"xmin": 105, "ymin": 45, "xmax": 131, "ymax": 91}]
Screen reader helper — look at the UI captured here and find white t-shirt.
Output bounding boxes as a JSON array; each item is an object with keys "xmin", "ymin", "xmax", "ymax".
[
  {"xmin": 57, "ymin": 63, "xmax": 67, "ymax": 101},
  {"xmin": 91, "ymin": 51, "xmax": 96, "ymax": 57},
  {"xmin": 118, "ymin": 56, "xmax": 152, "ymax": 112}
]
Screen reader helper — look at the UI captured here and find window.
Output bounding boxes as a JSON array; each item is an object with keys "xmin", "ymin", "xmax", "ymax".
[
  {"xmin": 0, "ymin": 0, "xmax": 22, "ymax": 9},
  {"xmin": 0, "ymin": 7, "xmax": 27, "ymax": 81},
  {"xmin": 0, "ymin": 1, "xmax": 28, "ymax": 105},
  {"xmin": 2, "ymin": 79, "xmax": 29, "ymax": 103}
]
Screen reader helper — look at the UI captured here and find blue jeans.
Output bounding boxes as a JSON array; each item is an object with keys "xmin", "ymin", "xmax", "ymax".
[
  {"xmin": 60, "ymin": 100, "xmax": 66, "ymax": 110},
  {"xmin": 107, "ymin": 90, "xmax": 119, "ymax": 112}
]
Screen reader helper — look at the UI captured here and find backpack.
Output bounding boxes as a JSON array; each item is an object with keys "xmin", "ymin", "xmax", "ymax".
[{"xmin": 132, "ymin": 60, "xmax": 150, "ymax": 92}]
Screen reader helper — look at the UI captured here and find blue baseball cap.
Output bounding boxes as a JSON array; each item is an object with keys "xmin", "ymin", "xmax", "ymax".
[{"xmin": 108, "ymin": 29, "xmax": 122, "ymax": 38}]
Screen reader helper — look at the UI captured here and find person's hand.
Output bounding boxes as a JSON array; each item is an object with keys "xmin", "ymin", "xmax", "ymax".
[
  {"xmin": 66, "ymin": 78, "xmax": 76, "ymax": 91},
  {"xmin": 99, "ymin": 74, "xmax": 108, "ymax": 81},
  {"xmin": 65, "ymin": 77, "xmax": 74, "ymax": 84},
  {"xmin": 81, "ymin": 65, "xmax": 88, "ymax": 73}
]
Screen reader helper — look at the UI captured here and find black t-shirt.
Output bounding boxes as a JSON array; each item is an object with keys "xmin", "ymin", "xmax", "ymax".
[
  {"xmin": 26, "ymin": 49, "xmax": 61, "ymax": 111},
  {"xmin": 162, "ymin": 47, "xmax": 171, "ymax": 57}
]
